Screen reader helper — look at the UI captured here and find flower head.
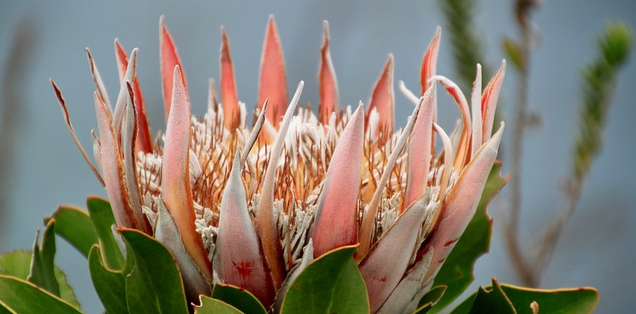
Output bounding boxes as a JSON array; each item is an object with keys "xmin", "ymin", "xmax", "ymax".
[{"xmin": 53, "ymin": 15, "xmax": 506, "ymax": 313}]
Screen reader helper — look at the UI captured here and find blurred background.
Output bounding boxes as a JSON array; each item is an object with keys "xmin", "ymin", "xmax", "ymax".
[{"xmin": 1, "ymin": 1, "xmax": 634, "ymax": 313}]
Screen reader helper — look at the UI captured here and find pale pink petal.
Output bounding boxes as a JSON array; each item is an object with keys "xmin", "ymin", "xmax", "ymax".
[
  {"xmin": 420, "ymin": 26, "xmax": 441, "ymax": 94},
  {"xmin": 404, "ymin": 86, "xmax": 437, "ymax": 210},
  {"xmin": 94, "ymin": 91, "xmax": 134, "ymax": 229},
  {"xmin": 481, "ymin": 60, "xmax": 506, "ymax": 143},
  {"xmin": 358, "ymin": 96, "xmax": 423, "ymax": 259},
  {"xmin": 216, "ymin": 153, "xmax": 275, "ymax": 306},
  {"xmin": 257, "ymin": 16, "xmax": 288, "ymax": 129},
  {"xmin": 424, "ymin": 123, "xmax": 505, "ymax": 282},
  {"xmin": 318, "ymin": 21, "xmax": 339, "ymax": 125},
  {"xmin": 160, "ymin": 16, "xmax": 186, "ymax": 120},
  {"xmin": 366, "ymin": 55, "xmax": 394, "ymax": 138},
  {"xmin": 311, "ymin": 104, "xmax": 364, "ymax": 258},
  {"xmin": 359, "ymin": 197, "xmax": 428, "ymax": 313},
  {"xmin": 161, "ymin": 65, "xmax": 212, "ymax": 280},
  {"xmin": 256, "ymin": 81, "xmax": 304, "ymax": 288},
  {"xmin": 220, "ymin": 27, "xmax": 241, "ymax": 131}
]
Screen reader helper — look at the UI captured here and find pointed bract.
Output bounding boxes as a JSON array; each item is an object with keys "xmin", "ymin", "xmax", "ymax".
[
  {"xmin": 432, "ymin": 75, "xmax": 471, "ymax": 168},
  {"xmin": 481, "ymin": 60, "xmax": 506, "ymax": 142},
  {"xmin": 257, "ymin": 81, "xmax": 304, "ymax": 288},
  {"xmin": 112, "ymin": 48, "xmax": 137, "ymax": 136},
  {"xmin": 359, "ymin": 96, "xmax": 423, "ymax": 258},
  {"xmin": 122, "ymin": 84, "xmax": 151, "ymax": 234},
  {"xmin": 155, "ymin": 200, "xmax": 211, "ymax": 300},
  {"xmin": 216, "ymin": 153, "xmax": 275, "ymax": 306},
  {"xmin": 161, "ymin": 66, "xmax": 213, "ymax": 281},
  {"xmin": 258, "ymin": 16, "xmax": 288, "ymax": 129},
  {"xmin": 311, "ymin": 104, "xmax": 364, "ymax": 258},
  {"xmin": 220, "ymin": 28, "xmax": 241, "ymax": 131},
  {"xmin": 85, "ymin": 48, "xmax": 113, "ymax": 111},
  {"xmin": 94, "ymin": 92, "xmax": 135, "ymax": 229},
  {"xmin": 318, "ymin": 21, "xmax": 339, "ymax": 125},
  {"xmin": 421, "ymin": 27, "xmax": 441, "ymax": 94},
  {"xmin": 359, "ymin": 198, "xmax": 428, "ymax": 313},
  {"xmin": 471, "ymin": 64, "xmax": 483, "ymax": 158},
  {"xmin": 424, "ymin": 123, "xmax": 505, "ymax": 282},
  {"xmin": 51, "ymin": 80, "xmax": 105, "ymax": 187},
  {"xmin": 404, "ymin": 86, "xmax": 436, "ymax": 210},
  {"xmin": 160, "ymin": 16, "xmax": 186, "ymax": 120},
  {"xmin": 114, "ymin": 40, "xmax": 153, "ymax": 153},
  {"xmin": 366, "ymin": 55, "xmax": 395, "ymax": 139},
  {"xmin": 378, "ymin": 248, "xmax": 434, "ymax": 314}
]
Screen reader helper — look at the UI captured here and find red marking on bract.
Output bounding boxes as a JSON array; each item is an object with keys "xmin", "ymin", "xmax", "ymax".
[
  {"xmin": 235, "ymin": 261, "xmax": 253, "ymax": 279},
  {"xmin": 379, "ymin": 277, "xmax": 387, "ymax": 283},
  {"xmin": 443, "ymin": 238, "xmax": 459, "ymax": 247}
]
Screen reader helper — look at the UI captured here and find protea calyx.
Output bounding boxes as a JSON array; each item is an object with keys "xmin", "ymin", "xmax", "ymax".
[{"xmin": 52, "ymin": 15, "xmax": 506, "ymax": 313}]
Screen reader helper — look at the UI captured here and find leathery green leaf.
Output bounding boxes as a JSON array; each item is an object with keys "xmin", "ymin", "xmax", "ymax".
[
  {"xmin": 0, "ymin": 275, "xmax": 82, "ymax": 314},
  {"xmin": 413, "ymin": 285, "xmax": 447, "ymax": 314},
  {"xmin": 88, "ymin": 245, "xmax": 128, "ymax": 314},
  {"xmin": 0, "ymin": 251, "xmax": 79, "ymax": 309},
  {"xmin": 45, "ymin": 205, "xmax": 98, "ymax": 258},
  {"xmin": 451, "ymin": 278, "xmax": 598, "ymax": 314},
  {"xmin": 430, "ymin": 162, "xmax": 507, "ymax": 313},
  {"xmin": 211, "ymin": 283, "xmax": 267, "ymax": 314},
  {"xmin": 195, "ymin": 295, "xmax": 243, "ymax": 314},
  {"xmin": 87, "ymin": 196, "xmax": 125, "ymax": 270},
  {"xmin": 120, "ymin": 228, "xmax": 188, "ymax": 314},
  {"xmin": 28, "ymin": 220, "xmax": 60, "ymax": 297},
  {"xmin": 280, "ymin": 245, "xmax": 369, "ymax": 314},
  {"xmin": 500, "ymin": 283, "xmax": 599, "ymax": 314}
]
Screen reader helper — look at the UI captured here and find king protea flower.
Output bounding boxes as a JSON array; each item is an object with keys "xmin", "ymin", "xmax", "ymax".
[{"xmin": 52, "ymin": 15, "xmax": 506, "ymax": 313}]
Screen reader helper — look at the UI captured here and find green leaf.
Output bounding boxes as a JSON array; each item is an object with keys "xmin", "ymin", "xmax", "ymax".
[
  {"xmin": 413, "ymin": 285, "xmax": 447, "ymax": 314},
  {"xmin": 0, "ymin": 251, "xmax": 32, "ymax": 279},
  {"xmin": 211, "ymin": 283, "xmax": 267, "ymax": 314},
  {"xmin": 500, "ymin": 283, "xmax": 599, "ymax": 314},
  {"xmin": 0, "ymin": 275, "xmax": 82, "ymax": 314},
  {"xmin": 88, "ymin": 245, "xmax": 128, "ymax": 314},
  {"xmin": 280, "ymin": 245, "xmax": 369, "ymax": 314},
  {"xmin": 502, "ymin": 37, "xmax": 525, "ymax": 71},
  {"xmin": 120, "ymin": 228, "xmax": 189, "ymax": 314},
  {"xmin": 28, "ymin": 220, "xmax": 61, "ymax": 297},
  {"xmin": 45, "ymin": 205, "xmax": 98, "ymax": 258},
  {"xmin": 0, "ymin": 251, "xmax": 80, "ymax": 309},
  {"xmin": 87, "ymin": 196, "xmax": 125, "ymax": 270},
  {"xmin": 195, "ymin": 295, "xmax": 244, "ymax": 314},
  {"xmin": 430, "ymin": 162, "xmax": 508, "ymax": 313},
  {"xmin": 450, "ymin": 279, "xmax": 515, "ymax": 314},
  {"xmin": 451, "ymin": 279, "xmax": 599, "ymax": 314},
  {"xmin": 53, "ymin": 267, "xmax": 80, "ymax": 311}
]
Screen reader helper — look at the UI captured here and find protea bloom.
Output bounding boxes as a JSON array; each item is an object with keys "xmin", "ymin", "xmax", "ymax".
[{"xmin": 52, "ymin": 16, "xmax": 506, "ymax": 313}]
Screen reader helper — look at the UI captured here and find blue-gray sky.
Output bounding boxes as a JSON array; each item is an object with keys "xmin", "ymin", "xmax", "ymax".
[{"xmin": 1, "ymin": 1, "xmax": 634, "ymax": 313}]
